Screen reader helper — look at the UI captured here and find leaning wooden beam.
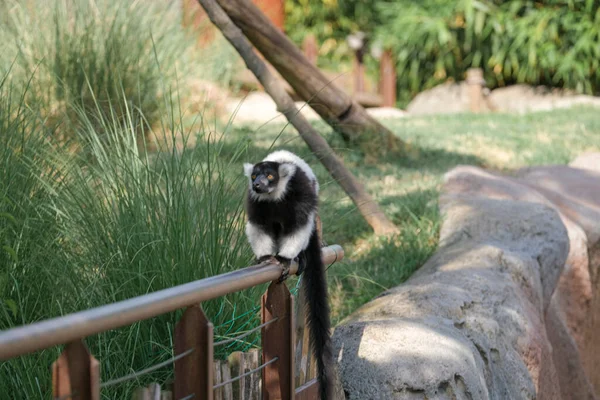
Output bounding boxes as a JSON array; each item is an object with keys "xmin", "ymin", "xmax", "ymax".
[
  {"xmin": 196, "ymin": 0, "xmax": 399, "ymax": 235},
  {"xmin": 212, "ymin": 0, "xmax": 405, "ymax": 156}
]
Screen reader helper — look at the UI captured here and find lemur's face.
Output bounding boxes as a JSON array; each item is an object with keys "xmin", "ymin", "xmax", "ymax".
[{"xmin": 248, "ymin": 162, "xmax": 280, "ymax": 194}]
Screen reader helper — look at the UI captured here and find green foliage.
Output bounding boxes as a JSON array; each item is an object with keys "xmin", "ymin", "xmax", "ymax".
[
  {"xmin": 284, "ymin": 0, "xmax": 381, "ymax": 67},
  {"xmin": 285, "ymin": 1, "xmax": 600, "ymax": 105},
  {"xmin": 0, "ymin": 0, "xmax": 197, "ymax": 137},
  {"xmin": 376, "ymin": 0, "xmax": 600, "ymax": 105},
  {"xmin": 0, "ymin": 74, "xmax": 261, "ymax": 397}
]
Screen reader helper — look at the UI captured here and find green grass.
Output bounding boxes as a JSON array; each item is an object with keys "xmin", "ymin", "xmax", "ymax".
[
  {"xmin": 1, "ymin": 2, "xmax": 600, "ymax": 396},
  {"xmin": 227, "ymin": 107, "xmax": 600, "ymax": 323},
  {"xmin": 0, "ymin": 0, "xmax": 241, "ymax": 141},
  {"xmin": 0, "ymin": 81, "xmax": 263, "ymax": 398}
]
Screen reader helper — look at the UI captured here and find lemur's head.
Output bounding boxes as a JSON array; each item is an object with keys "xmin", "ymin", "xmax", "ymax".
[{"xmin": 243, "ymin": 161, "xmax": 296, "ymax": 199}]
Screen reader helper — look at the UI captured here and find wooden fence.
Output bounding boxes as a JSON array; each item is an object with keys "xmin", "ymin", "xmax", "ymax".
[{"xmin": 0, "ymin": 245, "xmax": 344, "ymax": 400}]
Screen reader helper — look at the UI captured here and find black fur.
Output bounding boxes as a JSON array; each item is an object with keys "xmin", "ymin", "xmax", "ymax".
[
  {"xmin": 302, "ymin": 224, "xmax": 334, "ymax": 400},
  {"xmin": 245, "ymin": 162, "xmax": 334, "ymax": 400},
  {"xmin": 246, "ymin": 165, "xmax": 317, "ymax": 241}
]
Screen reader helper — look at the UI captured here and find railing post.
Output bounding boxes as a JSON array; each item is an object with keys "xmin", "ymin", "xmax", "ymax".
[
  {"xmin": 52, "ymin": 340, "xmax": 100, "ymax": 400},
  {"xmin": 262, "ymin": 282, "xmax": 295, "ymax": 400},
  {"xmin": 174, "ymin": 305, "xmax": 214, "ymax": 400}
]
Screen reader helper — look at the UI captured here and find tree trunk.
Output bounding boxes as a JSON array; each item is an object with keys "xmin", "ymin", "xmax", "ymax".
[
  {"xmin": 197, "ymin": 0, "xmax": 398, "ymax": 235},
  {"xmin": 213, "ymin": 0, "xmax": 405, "ymax": 157}
]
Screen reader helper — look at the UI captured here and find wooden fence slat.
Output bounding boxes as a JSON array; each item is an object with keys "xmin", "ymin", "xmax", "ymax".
[
  {"xmin": 174, "ymin": 305, "xmax": 214, "ymax": 400},
  {"xmin": 244, "ymin": 348, "xmax": 261, "ymax": 400},
  {"xmin": 214, "ymin": 360, "xmax": 223, "ymax": 400},
  {"xmin": 148, "ymin": 383, "xmax": 161, "ymax": 400},
  {"xmin": 221, "ymin": 360, "xmax": 234, "ymax": 400},
  {"xmin": 52, "ymin": 340, "xmax": 100, "ymax": 400},
  {"xmin": 132, "ymin": 387, "xmax": 150, "ymax": 400},
  {"xmin": 160, "ymin": 391, "xmax": 172, "ymax": 400},
  {"xmin": 228, "ymin": 352, "xmax": 245, "ymax": 400},
  {"xmin": 308, "ymin": 351, "xmax": 317, "ymax": 381},
  {"xmin": 262, "ymin": 282, "xmax": 295, "ymax": 400},
  {"xmin": 295, "ymin": 378, "xmax": 319, "ymax": 400}
]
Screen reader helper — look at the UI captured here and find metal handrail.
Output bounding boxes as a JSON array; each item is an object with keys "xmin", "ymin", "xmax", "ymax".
[{"xmin": 0, "ymin": 245, "xmax": 343, "ymax": 360}]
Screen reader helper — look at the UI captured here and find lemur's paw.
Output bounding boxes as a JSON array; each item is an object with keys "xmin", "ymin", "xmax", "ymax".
[
  {"xmin": 257, "ymin": 255, "xmax": 276, "ymax": 264},
  {"xmin": 277, "ymin": 264, "xmax": 290, "ymax": 283},
  {"xmin": 274, "ymin": 255, "xmax": 292, "ymax": 265}
]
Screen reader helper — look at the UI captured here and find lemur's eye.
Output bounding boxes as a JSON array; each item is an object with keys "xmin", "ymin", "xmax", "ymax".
[
  {"xmin": 267, "ymin": 174, "xmax": 274, "ymax": 180},
  {"xmin": 251, "ymin": 175, "xmax": 256, "ymax": 180}
]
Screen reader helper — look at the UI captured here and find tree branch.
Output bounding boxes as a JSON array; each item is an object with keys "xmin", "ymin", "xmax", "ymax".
[{"xmin": 196, "ymin": 0, "xmax": 398, "ymax": 235}]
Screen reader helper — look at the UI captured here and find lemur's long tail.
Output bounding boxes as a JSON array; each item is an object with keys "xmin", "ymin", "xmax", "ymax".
[{"xmin": 301, "ymin": 224, "xmax": 334, "ymax": 400}]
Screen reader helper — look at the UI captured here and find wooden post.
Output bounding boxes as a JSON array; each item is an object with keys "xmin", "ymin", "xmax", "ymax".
[
  {"xmin": 380, "ymin": 50, "xmax": 397, "ymax": 107},
  {"xmin": 352, "ymin": 55, "xmax": 365, "ymax": 94},
  {"xmin": 466, "ymin": 68, "xmax": 485, "ymax": 113},
  {"xmin": 174, "ymin": 305, "xmax": 214, "ymax": 400},
  {"xmin": 261, "ymin": 282, "xmax": 295, "ymax": 400},
  {"xmin": 52, "ymin": 340, "xmax": 100, "ymax": 400},
  {"xmin": 302, "ymin": 34, "xmax": 318, "ymax": 65}
]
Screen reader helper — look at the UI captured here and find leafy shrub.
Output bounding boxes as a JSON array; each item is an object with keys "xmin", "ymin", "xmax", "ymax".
[
  {"xmin": 285, "ymin": 0, "xmax": 600, "ymax": 106},
  {"xmin": 284, "ymin": 0, "xmax": 381, "ymax": 68},
  {"xmin": 377, "ymin": 0, "xmax": 600, "ymax": 104}
]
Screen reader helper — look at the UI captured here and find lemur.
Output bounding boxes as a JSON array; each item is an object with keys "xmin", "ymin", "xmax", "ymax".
[{"xmin": 243, "ymin": 150, "xmax": 334, "ymax": 400}]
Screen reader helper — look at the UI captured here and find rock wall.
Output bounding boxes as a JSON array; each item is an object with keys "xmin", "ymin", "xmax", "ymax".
[{"xmin": 332, "ymin": 153, "xmax": 600, "ymax": 399}]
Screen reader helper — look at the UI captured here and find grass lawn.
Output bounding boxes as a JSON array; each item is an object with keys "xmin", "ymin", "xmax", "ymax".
[{"xmin": 227, "ymin": 106, "xmax": 600, "ymax": 324}]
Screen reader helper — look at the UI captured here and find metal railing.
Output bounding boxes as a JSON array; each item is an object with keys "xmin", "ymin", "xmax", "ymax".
[{"xmin": 0, "ymin": 245, "xmax": 344, "ymax": 400}]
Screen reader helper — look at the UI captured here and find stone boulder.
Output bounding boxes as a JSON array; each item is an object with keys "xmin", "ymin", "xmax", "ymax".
[
  {"xmin": 406, "ymin": 83, "xmax": 600, "ymax": 115},
  {"xmin": 333, "ymin": 155, "xmax": 600, "ymax": 399}
]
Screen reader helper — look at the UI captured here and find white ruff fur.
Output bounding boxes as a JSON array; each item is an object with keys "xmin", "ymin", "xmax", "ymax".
[
  {"xmin": 277, "ymin": 212, "xmax": 315, "ymax": 259},
  {"xmin": 263, "ymin": 150, "xmax": 319, "ymax": 194},
  {"xmin": 245, "ymin": 222, "xmax": 276, "ymax": 258}
]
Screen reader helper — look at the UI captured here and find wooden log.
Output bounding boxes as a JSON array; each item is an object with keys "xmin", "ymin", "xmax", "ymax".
[
  {"xmin": 211, "ymin": 0, "xmax": 405, "ymax": 156},
  {"xmin": 353, "ymin": 92, "xmax": 383, "ymax": 108},
  {"xmin": 380, "ymin": 50, "xmax": 397, "ymax": 107},
  {"xmin": 52, "ymin": 340, "xmax": 100, "ymax": 400},
  {"xmin": 174, "ymin": 305, "xmax": 214, "ymax": 400},
  {"xmin": 262, "ymin": 282, "xmax": 295, "ymax": 400},
  {"xmin": 196, "ymin": 0, "xmax": 399, "ymax": 235}
]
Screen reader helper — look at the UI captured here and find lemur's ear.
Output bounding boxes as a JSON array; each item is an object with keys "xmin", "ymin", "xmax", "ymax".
[
  {"xmin": 279, "ymin": 163, "xmax": 296, "ymax": 178},
  {"xmin": 243, "ymin": 163, "xmax": 254, "ymax": 177}
]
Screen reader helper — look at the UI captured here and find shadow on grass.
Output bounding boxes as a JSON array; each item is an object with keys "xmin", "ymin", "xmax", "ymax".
[{"xmin": 382, "ymin": 146, "xmax": 485, "ymax": 174}]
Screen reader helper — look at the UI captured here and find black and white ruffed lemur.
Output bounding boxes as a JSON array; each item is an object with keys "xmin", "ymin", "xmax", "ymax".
[{"xmin": 243, "ymin": 150, "xmax": 334, "ymax": 400}]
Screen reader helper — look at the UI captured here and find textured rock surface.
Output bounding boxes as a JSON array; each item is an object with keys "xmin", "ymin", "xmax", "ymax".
[{"xmin": 333, "ymin": 156, "xmax": 600, "ymax": 399}]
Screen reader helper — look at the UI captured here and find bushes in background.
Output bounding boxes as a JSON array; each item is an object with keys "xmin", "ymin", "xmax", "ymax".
[{"xmin": 285, "ymin": 0, "xmax": 600, "ymax": 106}]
